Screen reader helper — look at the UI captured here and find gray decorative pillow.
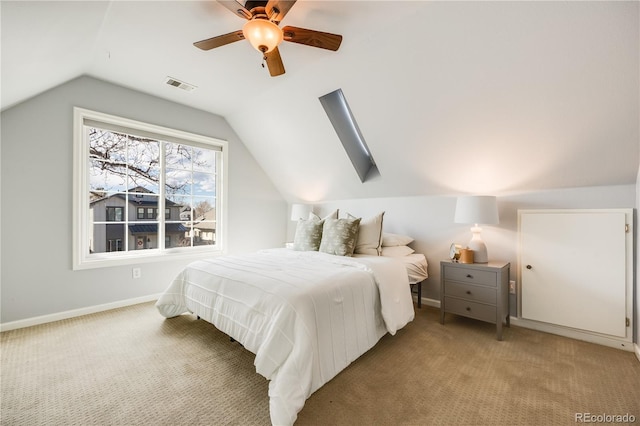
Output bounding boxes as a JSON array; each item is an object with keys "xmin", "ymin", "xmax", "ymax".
[
  {"xmin": 319, "ymin": 217, "xmax": 362, "ymax": 256},
  {"xmin": 293, "ymin": 219, "xmax": 324, "ymax": 251}
]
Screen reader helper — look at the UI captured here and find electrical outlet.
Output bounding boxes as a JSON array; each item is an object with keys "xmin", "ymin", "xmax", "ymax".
[
  {"xmin": 509, "ymin": 280, "xmax": 516, "ymax": 294},
  {"xmin": 132, "ymin": 267, "xmax": 142, "ymax": 279}
]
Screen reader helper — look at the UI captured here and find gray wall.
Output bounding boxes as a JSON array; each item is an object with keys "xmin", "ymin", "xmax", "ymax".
[
  {"xmin": 0, "ymin": 76, "xmax": 286, "ymax": 324},
  {"xmin": 304, "ymin": 184, "xmax": 636, "ymax": 322}
]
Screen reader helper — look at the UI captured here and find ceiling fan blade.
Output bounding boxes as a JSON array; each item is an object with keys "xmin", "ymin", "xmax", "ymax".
[
  {"xmin": 217, "ymin": 0, "xmax": 251, "ymax": 20},
  {"xmin": 282, "ymin": 26, "xmax": 342, "ymax": 51},
  {"xmin": 265, "ymin": 47, "xmax": 286, "ymax": 77},
  {"xmin": 194, "ymin": 30, "xmax": 245, "ymax": 50},
  {"xmin": 265, "ymin": 0, "xmax": 296, "ymax": 24}
]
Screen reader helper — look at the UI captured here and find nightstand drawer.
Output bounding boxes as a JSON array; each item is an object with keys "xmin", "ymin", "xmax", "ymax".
[
  {"xmin": 444, "ymin": 297, "xmax": 496, "ymax": 323},
  {"xmin": 444, "ymin": 281, "xmax": 496, "ymax": 305},
  {"xmin": 443, "ymin": 266, "xmax": 497, "ymax": 286}
]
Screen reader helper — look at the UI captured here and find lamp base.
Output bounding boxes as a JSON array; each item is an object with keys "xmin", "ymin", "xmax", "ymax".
[{"xmin": 468, "ymin": 226, "xmax": 489, "ymax": 263}]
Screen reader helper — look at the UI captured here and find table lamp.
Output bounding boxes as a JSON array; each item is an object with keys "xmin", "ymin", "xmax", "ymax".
[
  {"xmin": 454, "ymin": 195, "xmax": 499, "ymax": 263},
  {"xmin": 290, "ymin": 204, "xmax": 312, "ymax": 221}
]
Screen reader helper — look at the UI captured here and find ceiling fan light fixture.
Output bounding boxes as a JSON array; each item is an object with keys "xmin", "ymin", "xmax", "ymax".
[{"xmin": 242, "ymin": 19, "xmax": 283, "ymax": 53}]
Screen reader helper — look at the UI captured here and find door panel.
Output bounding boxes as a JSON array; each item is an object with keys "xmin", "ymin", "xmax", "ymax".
[{"xmin": 520, "ymin": 212, "xmax": 627, "ymax": 337}]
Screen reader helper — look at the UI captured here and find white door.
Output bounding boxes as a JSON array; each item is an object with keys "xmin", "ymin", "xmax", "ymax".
[{"xmin": 520, "ymin": 211, "xmax": 628, "ymax": 337}]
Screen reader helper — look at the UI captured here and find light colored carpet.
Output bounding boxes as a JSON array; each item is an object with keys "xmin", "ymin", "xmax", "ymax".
[{"xmin": 1, "ymin": 301, "xmax": 638, "ymax": 425}]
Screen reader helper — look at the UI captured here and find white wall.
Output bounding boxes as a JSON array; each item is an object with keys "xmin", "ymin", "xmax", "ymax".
[
  {"xmin": 299, "ymin": 184, "xmax": 636, "ymax": 316},
  {"xmin": 0, "ymin": 76, "xmax": 286, "ymax": 324}
]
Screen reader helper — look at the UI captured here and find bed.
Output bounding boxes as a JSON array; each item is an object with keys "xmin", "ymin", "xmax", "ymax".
[{"xmin": 156, "ymin": 247, "xmax": 426, "ymax": 425}]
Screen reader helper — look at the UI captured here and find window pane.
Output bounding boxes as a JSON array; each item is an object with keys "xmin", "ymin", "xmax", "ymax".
[
  {"xmin": 192, "ymin": 172, "xmax": 216, "ymax": 197},
  {"xmin": 165, "ymin": 142, "xmax": 192, "ymax": 170},
  {"xmin": 89, "ymin": 128, "xmax": 127, "ymax": 163},
  {"xmin": 192, "ymin": 197, "xmax": 216, "ymax": 220},
  {"xmin": 165, "ymin": 168, "xmax": 192, "ymax": 196},
  {"xmin": 89, "ymin": 160, "xmax": 128, "ymax": 192},
  {"xmin": 165, "ymin": 223, "xmax": 188, "ymax": 248},
  {"xmin": 192, "ymin": 146, "xmax": 217, "ymax": 174},
  {"xmin": 127, "ymin": 137, "xmax": 160, "ymax": 193},
  {"xmin": 91, "ymin": 223, "xmax": 126, "ymax": 254},
  {"xmin": 193, "ymin": 221, "xmax": 216, "ymax": 245}
]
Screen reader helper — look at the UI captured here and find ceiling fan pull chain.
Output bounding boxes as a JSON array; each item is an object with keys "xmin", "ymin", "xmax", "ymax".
[{"xmin": 262, "ymin": 54, "xmax": 267, "ymax": 68}]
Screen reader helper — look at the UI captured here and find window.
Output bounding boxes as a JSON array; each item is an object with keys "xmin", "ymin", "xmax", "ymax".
[
  {"xmin": 73, "ymin": 108, "xmax": 228, "ymax": 269},
  {"xmin": 106, "ymin": 207, "xmax": 123, "ymax": 222}
]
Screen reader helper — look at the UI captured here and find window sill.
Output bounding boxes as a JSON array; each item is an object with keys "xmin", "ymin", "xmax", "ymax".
[{"xmin": 72, "ymin": 246, "xmax": 225, "ymax": 270}]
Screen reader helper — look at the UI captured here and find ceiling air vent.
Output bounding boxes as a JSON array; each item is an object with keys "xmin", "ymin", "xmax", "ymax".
[{"xmin": 164, "ymin": 77, "xmax": 197, "ymax": 92}]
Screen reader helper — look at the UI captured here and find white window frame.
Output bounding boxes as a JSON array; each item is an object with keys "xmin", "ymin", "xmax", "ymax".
[{"xmin": 73, "ymin": 107, "xmax": 228, "ymax": 270}]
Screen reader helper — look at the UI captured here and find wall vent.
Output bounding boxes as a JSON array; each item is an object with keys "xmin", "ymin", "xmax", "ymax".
[{"xmin": 164, "ymin": 77, "xmax": 197, "ymax": 92}]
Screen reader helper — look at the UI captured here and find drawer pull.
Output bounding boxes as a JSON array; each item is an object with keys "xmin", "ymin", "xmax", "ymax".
[
  {"xmin": 466, "ymin": 307, "xmax": 471, "ymax": 311},
  {"xmin": 466, "ymin": 290, "xmax": 471, "ymax": 295},
  {"xmin": 466, "ymin": 274, "xmax": 473, "ymax": 278}
]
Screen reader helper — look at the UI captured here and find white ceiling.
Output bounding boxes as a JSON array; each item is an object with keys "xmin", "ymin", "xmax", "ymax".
[{"xmin": 2, "ymin": 1, "xmax": 639, "ymax": 203}]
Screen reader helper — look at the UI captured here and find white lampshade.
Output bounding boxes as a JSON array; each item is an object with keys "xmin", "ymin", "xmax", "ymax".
[
  {"xmin": 290, "ymin": 204, "xmax": 312, "ymax": 221},
  {"xmin": 454, "ymin": 196, "xmax": 499, "ymax": 263},
  {"xmin": 454, "ymin": 196, "xmax": 499, "ymax": 225},
  {"xmin": 242, "ymin": 19, "xmax": 283, "ymax": 53}
]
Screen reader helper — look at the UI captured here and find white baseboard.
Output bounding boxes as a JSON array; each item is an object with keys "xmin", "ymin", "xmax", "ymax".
[
  {"xmin": 413, "ymin": 295, "xmax": 440, "ymax": 309},
  {"xmin": 510, "ymin": 317, "xmax": 634, "ymax": 352},
  {"xmin": 635, "ymin": 343, "xmax": 640, "ymax": 363},
  {"xmin": 0, "ymin": 294, "xmax": 161, "ymax": 332},
  {"xmin": 421, "ymin": 297, "xmax": 440, "ymax": 309}
]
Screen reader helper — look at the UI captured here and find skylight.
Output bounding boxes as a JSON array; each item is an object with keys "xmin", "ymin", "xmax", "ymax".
[{"xmin": 319, "ymin": 89, "xmax": 378, "ymax": 182}]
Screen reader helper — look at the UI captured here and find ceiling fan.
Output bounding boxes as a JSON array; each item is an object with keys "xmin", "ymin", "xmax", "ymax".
[{"xmin": 194, "ymin": 0, "xmax": 343, "ymax": 77}]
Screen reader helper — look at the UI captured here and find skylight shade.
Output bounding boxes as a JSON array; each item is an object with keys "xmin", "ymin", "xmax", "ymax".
[{"xmin": 319, "ymin": 89, "xmax": 378, "ymax": 182}]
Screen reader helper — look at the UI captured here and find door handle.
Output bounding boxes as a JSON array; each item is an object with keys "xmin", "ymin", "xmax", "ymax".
[{"xmin": 526, "ymin": 265, "xmax": 532, "ymax": 270}]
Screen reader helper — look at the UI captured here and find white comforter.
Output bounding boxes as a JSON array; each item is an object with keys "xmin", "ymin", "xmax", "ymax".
[{"xmin": 156, "ymin": 248, "xmax": 414, "ymax": 425}]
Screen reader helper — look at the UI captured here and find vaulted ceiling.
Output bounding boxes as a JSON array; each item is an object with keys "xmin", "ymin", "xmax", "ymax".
[{"xmin": 3, "ymin": 1, "xmax": 639, "ymax": 202}]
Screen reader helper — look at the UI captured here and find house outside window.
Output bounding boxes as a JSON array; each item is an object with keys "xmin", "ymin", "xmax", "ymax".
[{"xmin": 73, "ymin": 108, "xmax": 228, "ymax": 270}]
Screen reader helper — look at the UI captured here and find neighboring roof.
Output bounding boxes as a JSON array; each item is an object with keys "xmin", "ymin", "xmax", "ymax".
[
  {"xmin": 194, "ymin": 223, "xmax": 215, "ymax": 232},
  {"xmin": 90, "ymin": 187, "xmax": 180, "ymax": 207}
]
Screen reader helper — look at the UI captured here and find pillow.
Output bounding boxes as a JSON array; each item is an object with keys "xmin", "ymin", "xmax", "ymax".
[
  {"xmin": 381, "ymin": 245, "xmax": 415, "ymax": 257},
  {"xmin": 382, "ymin": 232, "xmax": 414, "ymax": 247},
  {"xmin": 309, "ymin": 209, "xmax": 338, "ymax": 221},
  {"xmin": 319, "ymin": 217, "xmax": 361, "ymax": 256},
  {"xmin": 347, "ymin": 212, "xmax": 384, "ymax": 256},
  {"xmin": 292, "ymin": 218, "xmax": 324, "ymax": 251}
]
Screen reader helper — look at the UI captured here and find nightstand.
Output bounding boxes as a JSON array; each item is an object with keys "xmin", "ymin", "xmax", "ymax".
[{"xmin": 440, "ymin": 260, "xmax": 510, "ymax": 340}]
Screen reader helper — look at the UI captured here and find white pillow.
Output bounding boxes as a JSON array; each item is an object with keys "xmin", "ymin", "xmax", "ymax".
[
  {"xmin": 310, "ymin": 210, "xmax": 338, "ymax": 221},
  {"xmin": 382, "ymin": 232, "xmax": 414, "ymax": 247},
  {"xmin": 381, "ymin": 245, "xmax": 415, "ymax": 257},
  {"xmin": 347, "ymin": 212, "xmax": 384, "ymax": 256}
]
